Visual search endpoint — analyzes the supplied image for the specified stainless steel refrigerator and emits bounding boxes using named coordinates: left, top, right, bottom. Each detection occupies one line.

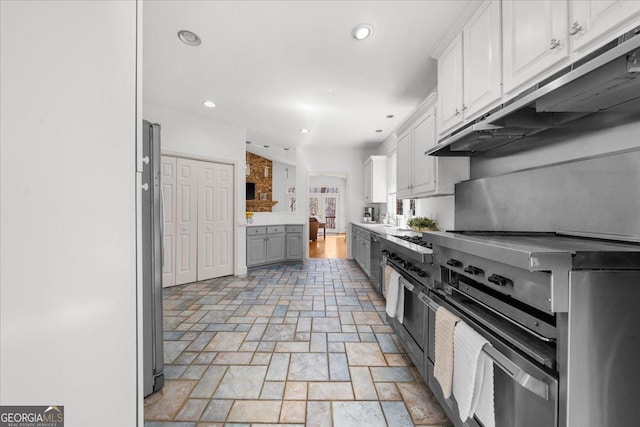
left=142, top=120, right=164, bottom=396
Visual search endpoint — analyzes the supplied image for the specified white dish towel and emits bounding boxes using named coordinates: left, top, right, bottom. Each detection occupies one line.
left=452, top=321, right=495, bottom=427
left=433, top=306, right=461, bottom=398
left=384, top=268, right=404, bottom=323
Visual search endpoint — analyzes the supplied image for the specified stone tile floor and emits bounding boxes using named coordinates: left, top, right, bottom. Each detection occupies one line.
left=144, top=259, right=451, bottom=426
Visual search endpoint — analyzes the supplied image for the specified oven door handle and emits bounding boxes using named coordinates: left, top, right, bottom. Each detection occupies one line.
left=418, top=291, right=440, bottom=312
left=419, top=292, right=550, bottom=401
left=482, top=344, right=550, bottom=401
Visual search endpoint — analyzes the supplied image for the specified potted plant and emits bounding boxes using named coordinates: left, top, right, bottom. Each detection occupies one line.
left=406, top=216, right=438, bottom=232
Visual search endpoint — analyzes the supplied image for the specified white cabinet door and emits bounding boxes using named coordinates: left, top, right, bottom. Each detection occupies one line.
left=363, top=160, right=373, bottom=203
left=387, top=150, right=397, bottom=194
left=437, top=33, right=464, bottom=134
left=571, top=0, right=640, bottom=54
left=161, top=156, right=177, bottom=287
left=411, top=108, right=437, bottom=195
left=463, top=0, right=502, bottom=119
left=197, top=161, right=234, bottom=281
left=502, top=0, right=569, bottom=96
left=175, top=158, right=198, bottom=285
left=396, top=131, right=412, bottom=198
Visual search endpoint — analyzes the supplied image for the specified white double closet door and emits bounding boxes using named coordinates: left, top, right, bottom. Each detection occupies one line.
left=161, top=156, right=234, bottom=287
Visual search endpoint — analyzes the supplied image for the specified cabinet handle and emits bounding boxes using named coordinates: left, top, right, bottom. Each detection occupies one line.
left=569, top=21, right=583, bottom=36
left=549, top=38, right=561, bottom=50
left=461, top=104, right=467, bottom=111
left=454, top=108, right=460, bottom=116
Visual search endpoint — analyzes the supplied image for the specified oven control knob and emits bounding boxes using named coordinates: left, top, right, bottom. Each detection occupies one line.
left=417, top=270, right=428, bottom=278
left=488, top=274, right=512, bottom=287
left=446, top=259, right=462, bottom=268
left=464, top=265, right=483, bottom=275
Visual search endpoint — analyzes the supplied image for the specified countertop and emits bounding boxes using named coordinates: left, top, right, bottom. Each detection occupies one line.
left=352, top=222, right=433, bottom=256
left=239, top=219, right=306, bottom=227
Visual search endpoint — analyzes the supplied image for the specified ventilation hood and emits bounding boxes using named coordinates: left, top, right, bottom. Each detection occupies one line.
left=428, top=26, right=640, bottom=157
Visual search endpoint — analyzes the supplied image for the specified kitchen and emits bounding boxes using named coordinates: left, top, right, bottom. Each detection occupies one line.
left=2, top=1, right=640, bottom=426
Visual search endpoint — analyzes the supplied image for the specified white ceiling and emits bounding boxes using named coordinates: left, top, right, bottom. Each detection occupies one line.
left=143, top=0, right=473, bottom=153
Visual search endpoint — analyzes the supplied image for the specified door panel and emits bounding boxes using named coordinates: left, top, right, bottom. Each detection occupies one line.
left=161, top=156, right=177, bottom=287
left=176, top=158, right=198, bottom=285
left=412, top=109, right=436, bottom=195
left=197, top=161, right=234, bottom=280
left=502, top=0, right=569, bottom=95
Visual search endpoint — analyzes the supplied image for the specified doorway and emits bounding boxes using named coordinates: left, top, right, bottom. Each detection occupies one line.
left=307, top=173, right=348, bottom=259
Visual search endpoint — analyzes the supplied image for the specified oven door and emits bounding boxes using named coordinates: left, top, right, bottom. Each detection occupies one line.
left=421, top=291, right=558, bottom=427
left=386, top=265, right=426, bottom=376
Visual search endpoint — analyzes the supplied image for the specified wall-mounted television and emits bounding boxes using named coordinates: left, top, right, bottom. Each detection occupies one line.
left=246, top=182, right=255, bottom=200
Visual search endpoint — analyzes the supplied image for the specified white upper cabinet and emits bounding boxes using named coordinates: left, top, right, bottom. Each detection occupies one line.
left=411, top=109, right=437, bottom=195
left=398, top=100, right=469, bottom=199
left=570, top=0, right=640, bottom=55
left=502, top=0, right=570, bottom=96
left=387, top=150, right=397, bottom=194
left=396, top=131, right=412, bottom=196
left=463, top=0, right=502, bottom=119
left=438, top=1, right=502, bottom=135
left=437, top=33, right=464, bottom=134
left=363, top=155, right=387, bottom=203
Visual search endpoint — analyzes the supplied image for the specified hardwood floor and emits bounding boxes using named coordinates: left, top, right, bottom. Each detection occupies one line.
left=309, top=233, right=347, bottom=259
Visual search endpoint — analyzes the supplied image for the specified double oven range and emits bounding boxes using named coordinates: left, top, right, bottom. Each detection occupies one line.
left=380, top=230, right=640, bottom=427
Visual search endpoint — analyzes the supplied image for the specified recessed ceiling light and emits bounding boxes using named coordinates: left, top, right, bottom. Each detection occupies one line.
left=352, top=24, right=373, bottom=41
left=386, top=114, right=394, bottom=119
left=178, top=30, right=201, bottom=46
left=375, top=129, right=383, bottom=133
left=300, top=128, right=310, bottom=134
left=203, top=100, right=216, bottom=108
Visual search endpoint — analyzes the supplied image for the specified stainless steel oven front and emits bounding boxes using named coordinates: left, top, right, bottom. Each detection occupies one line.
left=385, top=260, right=427, bottom=375
left=420, top=290, right=559, bottom=427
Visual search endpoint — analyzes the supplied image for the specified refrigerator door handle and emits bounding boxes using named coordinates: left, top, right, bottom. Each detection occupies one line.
left=160, top=185, right=164, bottom=270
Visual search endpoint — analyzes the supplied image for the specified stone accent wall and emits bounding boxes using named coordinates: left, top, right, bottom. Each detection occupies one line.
left=246, top=151, right=276, bottom=212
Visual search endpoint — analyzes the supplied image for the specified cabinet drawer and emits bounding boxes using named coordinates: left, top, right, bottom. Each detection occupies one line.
left=267, top=225, right=284, bottom=234
left=286, top=225, right=303, bottom=233
left=247, top=226, right=266, bottom=236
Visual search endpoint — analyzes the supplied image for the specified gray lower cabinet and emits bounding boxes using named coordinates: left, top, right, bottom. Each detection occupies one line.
left=286, top=225, right=303, bottom=260
left=247, top=224, right=303, bottom=267
left=352, top=224, right=371, bottom=277
left=266, top=233, right=285, bottom=262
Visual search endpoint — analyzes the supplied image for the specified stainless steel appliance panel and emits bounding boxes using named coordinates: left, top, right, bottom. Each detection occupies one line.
left=370, top=233, right=382, bottom=293
left=434, top=246, right=553, bottom=314
left=455, top=150, right=640, bottom=237
left=566, top=270, right=640, bottom=427
left=400, top=277, right=425, bottom=351
left=142, top=120, right=164, bottom=396
left=425, top=292, right=558, bottom=427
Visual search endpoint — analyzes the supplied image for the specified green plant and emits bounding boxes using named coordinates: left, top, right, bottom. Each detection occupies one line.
left=407, top=216, right=437, bottom=230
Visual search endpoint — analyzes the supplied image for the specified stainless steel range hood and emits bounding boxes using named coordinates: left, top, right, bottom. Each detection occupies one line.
left=428, top=26, right=640, bottom=157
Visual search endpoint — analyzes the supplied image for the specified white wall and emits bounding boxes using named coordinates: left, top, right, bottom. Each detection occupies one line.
left=414, top=196, right=456, bottom=231
left=143, top=103, right=249, bottom=274
left=299, top=146, right=375, bottom=225
left=271, top=161, right=296, bottom=213
left=1, top=1, right=138, bottom=425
